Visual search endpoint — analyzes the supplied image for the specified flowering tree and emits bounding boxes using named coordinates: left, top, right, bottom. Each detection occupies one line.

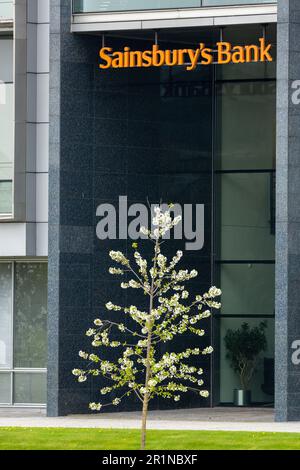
left=73, top=206, right=221, bottom=450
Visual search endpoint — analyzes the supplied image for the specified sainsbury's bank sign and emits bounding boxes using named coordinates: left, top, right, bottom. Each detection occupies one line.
left=99, top=38, right=273, bottom=71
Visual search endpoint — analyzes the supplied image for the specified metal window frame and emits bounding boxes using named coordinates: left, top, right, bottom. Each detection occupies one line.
left=0, top=260, right=47, bottom=407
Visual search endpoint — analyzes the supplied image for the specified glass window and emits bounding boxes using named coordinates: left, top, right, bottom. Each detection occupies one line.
left=0, top=264, right=12, bottom=369
left=203, top=0, right=275, bottom=5
left=0, top=262, right=47, bottom=406
left=0, top=373, right=11, bottom=404
left=14, top=373, right=47, bottom=405
left=216, top=80, right=276, bottom=170
left=14, top=263, right=48, bottom=369
left=73, top=0, right=276, bottom=13
left=0, top=1, right=13, bottom=20
left=220, top=318, right=274, bottom=403
left=73, top=0, right=200, bottom=13
left=0, top=39, right=13, bottom=83
left=220, top=264, right=275, bottom=315
left=215, top=43, right=276, bottom=404
left=0, top=84, right=14, bottom=164
left=0, top=181, right=12, bottom=214
left=216, top=173, right=275, bottom=260
left=0, top=38, right=13, bottom=217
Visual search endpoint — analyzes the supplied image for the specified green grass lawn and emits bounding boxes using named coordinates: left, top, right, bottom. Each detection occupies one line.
left=0, top=427, right=300, bottom=450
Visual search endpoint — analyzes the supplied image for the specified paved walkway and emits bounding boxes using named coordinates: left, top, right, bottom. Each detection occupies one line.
left=2, top=407, right=300, bottom=432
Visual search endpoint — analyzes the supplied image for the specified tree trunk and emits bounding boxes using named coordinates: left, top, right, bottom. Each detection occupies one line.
left=141, top=385, right=149, bottom=450
left=141, top=326, right=152, bottom=450
left=140, top=238, right=158, bottom=450
left=140, top=320, right=153, bottom=449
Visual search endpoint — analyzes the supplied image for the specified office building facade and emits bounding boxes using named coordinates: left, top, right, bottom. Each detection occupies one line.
left=0, top=0, right=299, bottom=421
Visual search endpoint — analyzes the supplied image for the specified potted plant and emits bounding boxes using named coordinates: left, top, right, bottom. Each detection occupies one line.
left=224, top=322, right=267, bottom=406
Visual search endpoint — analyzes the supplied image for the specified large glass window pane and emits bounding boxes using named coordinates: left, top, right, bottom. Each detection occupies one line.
left=0, top=38, right=13, bottom=217
left=216, top=81, right=276, bottom=170
left=220, top=318, right=274, bottom=403
left=0, top=1, right=13, bottom=20
left=73, top=0, right=276, bottom=13
left=0, top=373, right=11, bottom=404
left=0, top=39, right=13, bottom=83
left=204, top=0, right=275, bottom=5
left=0, top=263, right=12, bottom=369
left=14, top=263, right=48, bottom=368
left=73, top=0, right=200, bottom=13
left=220, top=264, right=275, bottom=315
left=14, top=373, right=47, bottom=404
left=0, top=181, right=12, bottom=214
left=0, top=84, right=13, bottom=166
left=217, top=173, right=275, bottom=260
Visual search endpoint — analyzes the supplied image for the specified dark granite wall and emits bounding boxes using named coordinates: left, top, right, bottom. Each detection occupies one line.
left=275, top=0, right=300, bottom=421
left=48, top=1, right=213, bottom=416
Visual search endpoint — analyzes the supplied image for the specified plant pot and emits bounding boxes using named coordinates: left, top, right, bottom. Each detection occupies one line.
left=233, top=389, right=251, bottom=407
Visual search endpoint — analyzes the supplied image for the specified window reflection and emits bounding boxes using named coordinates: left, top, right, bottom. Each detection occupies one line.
left=0, top=38, right=13, bottom=216
left=0, top=373, right=11, bottom=404
left=14, top=263, right=48, bottom=369
left=220, top=318, right=274, bottom=403
left=0, top=1, right=13, bottom=19
left=73, top=0, right=276, bottom=13
left=0, top=264, right=12, bottom=369
left=14, top=373, right=47, bottom=404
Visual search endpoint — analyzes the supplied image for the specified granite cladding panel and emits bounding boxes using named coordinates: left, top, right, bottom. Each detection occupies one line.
left=276, top=0, right=300, bottom=421
left=48, top=3, right=213, bottom=415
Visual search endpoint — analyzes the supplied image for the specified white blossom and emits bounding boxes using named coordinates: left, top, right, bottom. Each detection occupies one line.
left=86, top=329, right=96, bottom=337
left=207, top=286, right=222, bottom=298
left=109, top=251, right=129, bottom=266
left=105, top=301, right=122, bottom=311
left=109, top=267, right=124, bottom=275
left=89, top=402, right=102, bottom=411
left=129, top=279, right=140, bottom=289
left=74, top=207, right=221, bottom=426
left=89, top=354, right=99, bottom=362
left=79, top=351, right=88, bottom=359
left=202, top=346, right=214, bottom=355
left=148, top=379, right=157, bottom=387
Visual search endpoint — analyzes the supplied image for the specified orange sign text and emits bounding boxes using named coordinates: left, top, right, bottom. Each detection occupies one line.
left=99, top=38, right=273, bottom=71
